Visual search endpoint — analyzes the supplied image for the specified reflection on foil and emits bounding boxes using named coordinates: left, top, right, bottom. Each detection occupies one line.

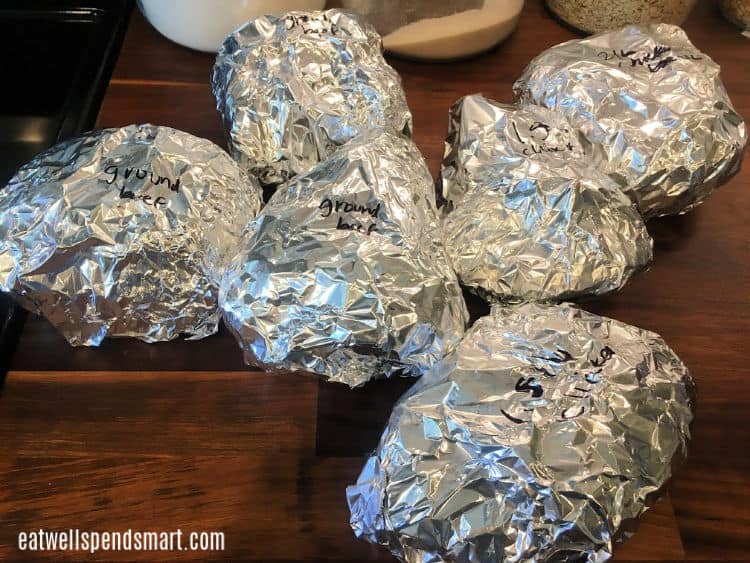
left=220, top=129, right=468, bottom=387
left=441, top=94, right=652, bottom=303
left=0, top=124, right=263, bottom=346
left=349, top=302, right=694, bottom=562
left=212, top=9, right=412, bottom=191
left=514, top=24, right=747, bottom=218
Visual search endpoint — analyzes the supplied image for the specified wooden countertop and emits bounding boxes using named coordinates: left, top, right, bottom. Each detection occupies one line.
left=1, top=1, right=748, bottom=560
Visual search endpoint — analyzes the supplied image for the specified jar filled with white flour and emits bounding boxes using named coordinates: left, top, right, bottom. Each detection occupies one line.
left=328, top=0, right=525, bottom=60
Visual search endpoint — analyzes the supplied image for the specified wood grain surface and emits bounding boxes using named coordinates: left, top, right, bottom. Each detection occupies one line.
left=1, top=1, right=749, bottom=560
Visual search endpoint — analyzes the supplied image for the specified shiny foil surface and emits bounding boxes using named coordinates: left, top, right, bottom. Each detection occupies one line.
left=212, top=9, right=413, bottom=191
left=0, top=124, right=263, bottom=346
left=514, top=24, right=747, bottom=218
left=220, top=129, right=468, bottom=387
left=440, top=95, right=652, bottom=303
left=348, top=302, right=694, bottom=562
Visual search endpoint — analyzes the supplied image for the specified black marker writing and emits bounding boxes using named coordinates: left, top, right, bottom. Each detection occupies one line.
left=501, top=345, right=618, bottom=425
left=319, top=197, right=381, bottom=236
left=319, top=198, right=380, bottom=219
left=590, top=346, right=615, bottom=368
left=531, top=348, right=574, bottom=378
left=337, top=217, right=378, bottom=235
left=115, top=186, right=168, bottom=209
left=501, top=409, right=525, bottom=424
left=515, top=376, right=544, bottom=398
left=512, top=120, right=575, bottom=156
left=550, top=349, right=574, bottom=363
left=285, top=13, right=340, bottom=35
left=104, top=164, right=181, bottom=193
left=104, top=164, right=178, bottom=210
left=596, top=45, right=701, bottom=73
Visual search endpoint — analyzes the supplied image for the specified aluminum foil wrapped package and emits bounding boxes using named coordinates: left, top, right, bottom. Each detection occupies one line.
left=220, top=129, right=468, bottom=387
left=212, top=9, right=413, bottom=191
left=440, top=94, right=652, bottom=303
left=514, top=24, right=747, bottom=218
left=0, top=124, right=263, bottom=346
left=348, top=302, right=694, bottom=562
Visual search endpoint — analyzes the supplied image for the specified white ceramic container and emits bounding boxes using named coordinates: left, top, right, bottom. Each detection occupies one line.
left=139, top=0, right=327, bottom=52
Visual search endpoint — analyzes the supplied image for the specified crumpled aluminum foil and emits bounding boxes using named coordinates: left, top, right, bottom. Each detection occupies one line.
left=211, top=9, right=413, bottom=191
left=440, top=94, right=653, bottom=303
left=220, top=129, right=468, bottom=387
left=348, top=302, right=694, bottom=562
left=0, top=124, right=263, bottom=346
left=514, top=24, right=747, bottom=218
left=330, top=0, right=483, bottom=35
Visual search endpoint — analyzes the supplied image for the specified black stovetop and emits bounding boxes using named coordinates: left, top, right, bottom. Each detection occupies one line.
left=0, top=0, right=134, bottom=376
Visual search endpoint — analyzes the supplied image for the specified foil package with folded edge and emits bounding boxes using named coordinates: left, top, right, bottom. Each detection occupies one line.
left=220, top=129, right=468, bottom=387
left=348, top=302, right=694, bottom=562
left=440, top=94, right=653, bottom=303
left=212, top=9, right=413, bottom=191
left=514, top=23, right=747, bottom=218
left=0, top=124, right=263, bottom=346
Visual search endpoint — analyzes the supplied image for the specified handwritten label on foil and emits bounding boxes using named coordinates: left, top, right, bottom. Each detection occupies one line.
left=104, top=164, right=181, bottom=210
left=285, top=13, right=341, bottom=36
left=501, top=345, right=616, bottom=425
left=511, top=120, right=575, bottom=156
left=596, top=45, right=702, bottom=73
left=319, top=197, right=382, bottom=236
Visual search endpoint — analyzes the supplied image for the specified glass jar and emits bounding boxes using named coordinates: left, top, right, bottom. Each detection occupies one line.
left=545, top=0, right=697, bottom=34
left=720, top=0, right=750, bottom=30
left=328, top=0, right=525, bottom=61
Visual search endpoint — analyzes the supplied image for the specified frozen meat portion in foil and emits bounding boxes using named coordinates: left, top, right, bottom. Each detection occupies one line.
left=220, top=129, right=468, bottom=387
left=514, top=24, right=747, bottom=218
left=212, top=9, right=412, bottom=191
left=330, top=0, right=483, bottom=35
left=440, top=94, right=652, bottom=303
left=0, top=124, right=263, bottom=346
left=348, top=302, right=694, bottom=562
